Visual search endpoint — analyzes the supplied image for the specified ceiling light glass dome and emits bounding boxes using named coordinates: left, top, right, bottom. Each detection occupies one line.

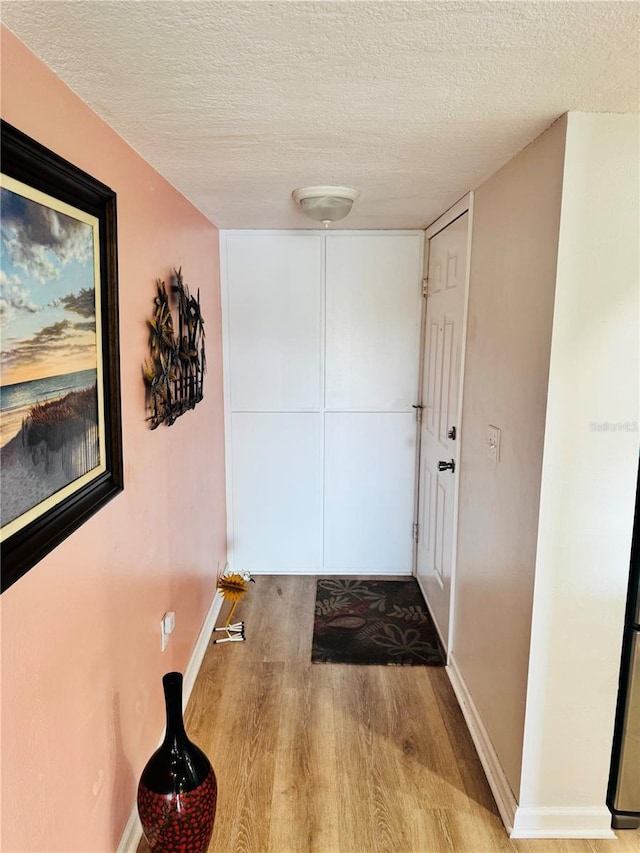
left=292, top=186, right=360, bottom=228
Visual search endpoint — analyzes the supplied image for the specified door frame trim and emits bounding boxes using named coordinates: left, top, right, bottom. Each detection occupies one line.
left=414, top=192, right=474, bottom=660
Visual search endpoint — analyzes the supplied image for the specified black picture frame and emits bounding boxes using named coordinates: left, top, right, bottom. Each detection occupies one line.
left=1, top=121, right=123, bottom=593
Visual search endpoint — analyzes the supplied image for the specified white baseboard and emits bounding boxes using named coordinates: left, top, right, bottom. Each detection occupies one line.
left=446, top=653, right=518, bottom=834
left=447, top=654, right=617, bottom=840
left=116, top=590, right=224, bottom=853
left=510, top=807, right=615, bottom=839
left=116, top=802, right=143, bottom=853
left=183, top=591, right=224, bottom=702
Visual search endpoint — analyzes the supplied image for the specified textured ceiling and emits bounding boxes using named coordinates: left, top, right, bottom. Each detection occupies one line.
left=2, top=1, right=639, bottom=229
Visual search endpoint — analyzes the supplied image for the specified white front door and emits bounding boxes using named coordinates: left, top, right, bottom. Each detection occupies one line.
left=415, top=212, right=469, bottom=651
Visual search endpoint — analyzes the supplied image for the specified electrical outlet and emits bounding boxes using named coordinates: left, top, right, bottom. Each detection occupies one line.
left=161, top=611, right=176, bottom=651
left=487, top=425, right=501, bottom=462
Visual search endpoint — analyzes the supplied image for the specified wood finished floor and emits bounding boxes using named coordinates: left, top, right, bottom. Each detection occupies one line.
left=138, top=576, right=640, bottom=853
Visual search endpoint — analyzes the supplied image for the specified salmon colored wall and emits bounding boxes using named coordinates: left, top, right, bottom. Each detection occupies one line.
left=0, top=28, right=226, bottom=852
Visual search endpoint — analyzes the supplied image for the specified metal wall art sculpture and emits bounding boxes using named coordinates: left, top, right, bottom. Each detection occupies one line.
left=143, top=268, right=206, bottom=429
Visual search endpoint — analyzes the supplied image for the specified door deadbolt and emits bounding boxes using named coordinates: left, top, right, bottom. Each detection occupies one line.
left=438, top=459, right=455, bottom=473
left=447, top=426, right=457, bottom=440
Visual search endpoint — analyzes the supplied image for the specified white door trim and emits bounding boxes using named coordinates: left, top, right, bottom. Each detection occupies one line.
left=425, top=193, right=473, bottom=240
left=415, top=193, right=474, bottom=660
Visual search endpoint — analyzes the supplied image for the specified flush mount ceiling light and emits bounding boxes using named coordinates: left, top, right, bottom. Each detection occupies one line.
left=292, top=186, right=360, bottom=228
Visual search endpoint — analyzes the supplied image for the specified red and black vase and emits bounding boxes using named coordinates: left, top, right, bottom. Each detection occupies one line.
left=137, top=672, right=217, bottom=853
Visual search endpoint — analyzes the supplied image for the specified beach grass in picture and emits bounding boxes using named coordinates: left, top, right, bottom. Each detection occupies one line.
left=1, top=121, right=122, bottom=592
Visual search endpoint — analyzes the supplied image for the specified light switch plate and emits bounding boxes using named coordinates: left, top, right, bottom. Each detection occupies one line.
left=488, top=425, right=500, bottom=462
left=161, top=611, right=176, bottom=651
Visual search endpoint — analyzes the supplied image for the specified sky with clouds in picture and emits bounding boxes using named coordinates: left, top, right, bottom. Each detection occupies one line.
left=0, top=185, right=98, bottom=387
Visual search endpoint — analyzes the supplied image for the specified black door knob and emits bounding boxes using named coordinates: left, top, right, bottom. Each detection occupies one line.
left=438, top=459, right=455, bottom=473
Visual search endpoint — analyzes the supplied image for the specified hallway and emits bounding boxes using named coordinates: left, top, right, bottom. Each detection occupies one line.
left=139, top=576, right=640, bottom=853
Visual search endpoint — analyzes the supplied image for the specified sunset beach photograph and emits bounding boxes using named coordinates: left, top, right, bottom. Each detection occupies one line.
left=0, top=175, right=104, bottom=536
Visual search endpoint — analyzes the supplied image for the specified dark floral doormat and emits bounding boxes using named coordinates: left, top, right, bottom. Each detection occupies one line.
left=311, top=578, right=445, bottom=666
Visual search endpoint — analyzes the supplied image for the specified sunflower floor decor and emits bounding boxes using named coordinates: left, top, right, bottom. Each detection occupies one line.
left=212, top=570, right=255, bottom=645
left=311, top=578, right=445, bottom=666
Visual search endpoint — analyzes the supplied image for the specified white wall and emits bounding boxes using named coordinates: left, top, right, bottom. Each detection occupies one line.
left=514, top=113, right=639, bottom=838
left=452, top=117, right=567, bottom=800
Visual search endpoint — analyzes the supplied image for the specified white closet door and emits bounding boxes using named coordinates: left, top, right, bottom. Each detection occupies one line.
left=223, top=231, right=422, bottom=575
left=324, top=412, right=417, bottom=572
left=225, top=234, right=322, bottom=411
left=325, top=235, right=422, bottom=411
left=323, top=235, right=422, bottom=573
left=231, top=413, right=322, bottom=571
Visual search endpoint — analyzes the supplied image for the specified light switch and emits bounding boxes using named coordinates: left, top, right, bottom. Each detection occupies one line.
left=488, top=425, right=500, bottom=462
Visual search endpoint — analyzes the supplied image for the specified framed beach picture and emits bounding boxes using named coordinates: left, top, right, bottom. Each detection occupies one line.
left=0, top=121, right=123, bottom=592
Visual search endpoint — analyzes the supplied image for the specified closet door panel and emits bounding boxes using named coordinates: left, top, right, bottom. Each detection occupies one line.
left=324, top=412, right=416, bottom=572
left=325, top=235, right=422, bottom=411
left=231, top=412, right=322, bottom=571
left=226, top=235, right=322, bottom=411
